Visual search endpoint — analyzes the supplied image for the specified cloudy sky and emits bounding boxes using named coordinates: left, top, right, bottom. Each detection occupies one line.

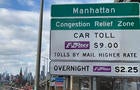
left=0, top=0, right=113, bottom=75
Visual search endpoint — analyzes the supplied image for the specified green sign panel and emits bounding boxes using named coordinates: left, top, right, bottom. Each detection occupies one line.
left=51, top=3, right=139, bottom=17
left=51, top=17, right=140, bottom=30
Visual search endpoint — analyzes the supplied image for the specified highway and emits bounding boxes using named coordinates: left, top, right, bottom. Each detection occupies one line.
left=0, top=85, right=18, bottom=90
left=0, top=86, right=10, bottom=90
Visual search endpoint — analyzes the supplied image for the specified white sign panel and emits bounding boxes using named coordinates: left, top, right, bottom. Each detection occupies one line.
left=50, top=61, right=140, bottom=76
left=50, top=30, right=140, bottom=61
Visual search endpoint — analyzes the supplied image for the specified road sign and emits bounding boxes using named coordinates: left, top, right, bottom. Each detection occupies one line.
left=55, top=77, right=64, bottom=82
left=50, top=30, right=140, bottom=61
left=50, top=61, right=140, bottom=76
left=51, top=17, right=139, bottom=30
left=50, top=3, right=140, bottom=62
left=51, top=3, right=139, bottom=17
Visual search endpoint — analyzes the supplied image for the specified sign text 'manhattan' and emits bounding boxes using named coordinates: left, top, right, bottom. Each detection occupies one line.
left=73, top=7, right=116, bottom=15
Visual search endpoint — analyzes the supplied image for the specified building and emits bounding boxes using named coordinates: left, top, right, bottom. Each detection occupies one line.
left=40, top=65, right=45, bottom=80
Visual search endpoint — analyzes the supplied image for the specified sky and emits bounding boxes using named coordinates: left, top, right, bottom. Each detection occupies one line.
left=0, top=0, right=113, bottom=75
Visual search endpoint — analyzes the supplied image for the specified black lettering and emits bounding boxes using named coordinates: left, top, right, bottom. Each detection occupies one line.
left=54, top=65, right=58, bottom=71
left=74, top=33, right=78, bottom=38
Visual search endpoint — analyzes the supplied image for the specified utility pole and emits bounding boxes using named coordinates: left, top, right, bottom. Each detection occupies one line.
left=34, top=0, right=44, bottom=90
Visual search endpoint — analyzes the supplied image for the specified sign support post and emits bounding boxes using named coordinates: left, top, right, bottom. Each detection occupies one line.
left=70, top=76, right=73, bottom=90
left=92, top=77, right=96, bottom=90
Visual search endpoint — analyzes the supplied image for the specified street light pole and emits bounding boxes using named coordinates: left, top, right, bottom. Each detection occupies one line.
left=34, top=0, right=44, bottom=90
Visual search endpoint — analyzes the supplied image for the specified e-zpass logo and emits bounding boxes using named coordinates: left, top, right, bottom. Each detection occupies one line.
left=65, top=41, right=90, bottom=49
